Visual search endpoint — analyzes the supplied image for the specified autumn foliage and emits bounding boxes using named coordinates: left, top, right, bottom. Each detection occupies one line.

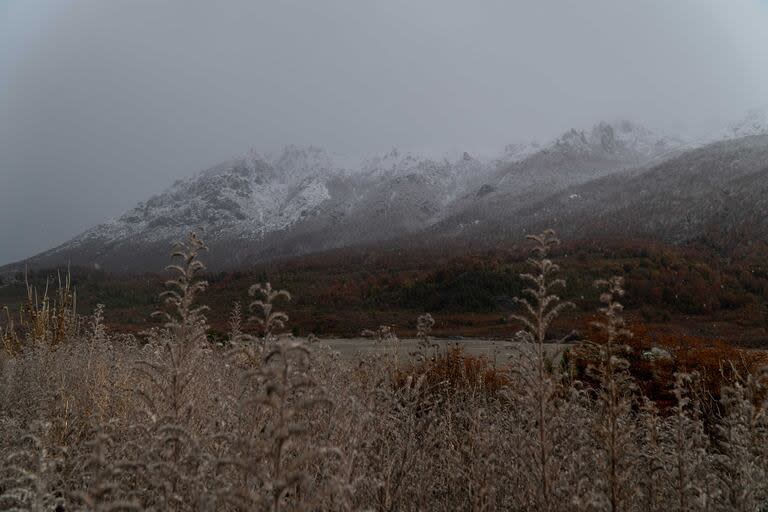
left=394, top=345, right=509, bottom=398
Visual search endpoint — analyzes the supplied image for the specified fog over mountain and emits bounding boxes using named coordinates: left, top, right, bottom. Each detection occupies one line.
left=2, top=0, right=768, bottom=264
left=4, top=113, right=767, bottom=274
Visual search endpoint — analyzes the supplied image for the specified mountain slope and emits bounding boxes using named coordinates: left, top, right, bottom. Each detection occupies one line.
left=429, top=121, right=685, bottom=236
left=3, top=120, right=685, bottom=273
left=478, top=135, right=768, bottom=247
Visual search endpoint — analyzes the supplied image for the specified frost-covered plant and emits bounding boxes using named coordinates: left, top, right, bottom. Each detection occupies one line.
left=72, top=433, right=141, bottom=511
left=0, top=431, right=64, bottom=511
left=368, top=373, right=437, bottom=512
left=579, top=277, right=638, bottom=512
left=154, top=232, right=209, bottom=346
left=226, top=334, right=333, bottom=509
left=228, top=283, right=292, bottom=368
left=90, top=303, right=108, bottom=345
left=510, top=229, right=575, bottom=352
left=367, top=324, right=401, bottom=374
left=636, top=397, right=664, bottom=512
left=248, top=282, right=291, bottom=342
left=713, top=366, right=768, bottom=511
left=662, top=372, right=715, bottom=512
left=507, top=229, right=575, bottom=510
left=129, top=232, right=214, bottom=510
left=227, top=301, right=243, bottom=346
left=85, top=304, right=108, bottom=373
left=135, top=232, right=209, bottom=423
left=413, top=313, right=437, bottom=363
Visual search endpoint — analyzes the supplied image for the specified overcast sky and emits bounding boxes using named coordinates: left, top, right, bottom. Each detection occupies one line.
left=1, top=0, right=767, bottom=265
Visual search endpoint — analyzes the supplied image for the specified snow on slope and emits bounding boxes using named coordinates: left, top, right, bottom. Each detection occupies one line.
left=728, top=107, right=768, bottom=139
left=16, top=119, right=691, bottom=271
left=62, top=146, right=339, bottom=253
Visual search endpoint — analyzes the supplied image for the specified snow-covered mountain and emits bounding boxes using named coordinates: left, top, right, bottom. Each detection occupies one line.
left=492, top=134, right=768, bottom=248
left=4, top=120, right=689, bottom=272
left=727, top=107, right=768, bottom=139
left=430, top=120, right=686, bottom=236
left=426, top=108, right=768, bottom=248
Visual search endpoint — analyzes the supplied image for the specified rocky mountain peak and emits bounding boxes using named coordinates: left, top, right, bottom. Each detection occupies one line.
left=548, top=120, right=681, bottom=161
left=268, top=145, right=337, bottom=182
left=592, top=121, right=618, bottom=153
left=498, top=142, right=542, bottom=164
left=4, top=117, right=700, bottom=273
left=729, top=107, right=768, bottom=139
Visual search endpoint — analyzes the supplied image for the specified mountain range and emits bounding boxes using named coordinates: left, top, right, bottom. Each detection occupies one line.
left=5, top=109, right=768, bottom=273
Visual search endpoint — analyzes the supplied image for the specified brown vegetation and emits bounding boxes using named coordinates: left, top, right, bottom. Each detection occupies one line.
left=3, top=231, right=768, bottom=510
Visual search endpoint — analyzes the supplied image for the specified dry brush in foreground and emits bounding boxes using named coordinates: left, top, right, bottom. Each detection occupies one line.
left=2, top=230, right=768, bottom=511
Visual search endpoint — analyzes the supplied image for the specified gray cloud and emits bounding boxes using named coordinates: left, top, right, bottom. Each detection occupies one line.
left=1, top=0, right=767, bottom=264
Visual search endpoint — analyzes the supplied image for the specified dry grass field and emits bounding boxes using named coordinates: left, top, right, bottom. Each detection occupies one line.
left=319, top=336, right=570, bottom=363
left=3, top=230, right=768, bottom=511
